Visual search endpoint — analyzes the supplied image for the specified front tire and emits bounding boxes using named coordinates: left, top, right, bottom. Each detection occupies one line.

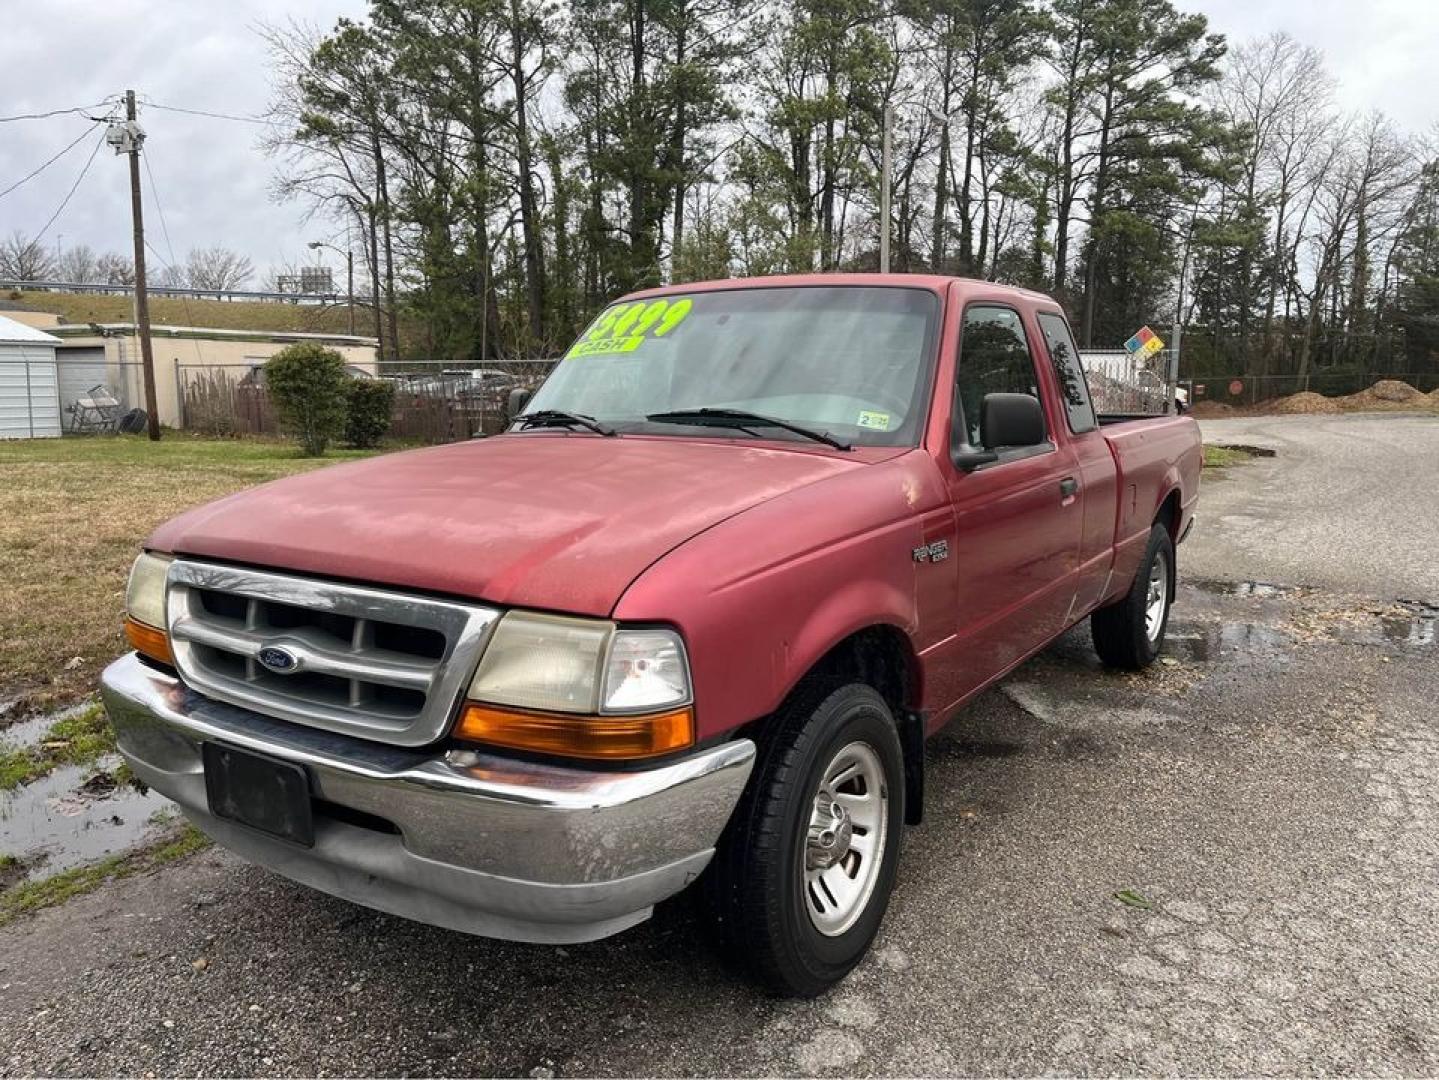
left=1091, top=522, right=1174, bottom=669
left=705, top=683, right=905, bottom=997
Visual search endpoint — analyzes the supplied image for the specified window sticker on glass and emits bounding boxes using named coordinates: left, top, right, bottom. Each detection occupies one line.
left=567, top=297, right=694, bottom=359
left=857, top=410, right=892, bottom=431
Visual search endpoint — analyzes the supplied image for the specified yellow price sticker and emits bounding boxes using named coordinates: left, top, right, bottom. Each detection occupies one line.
left=567, top=335, right=646, bottom=359
left=566, top=296, right=695, bottom=359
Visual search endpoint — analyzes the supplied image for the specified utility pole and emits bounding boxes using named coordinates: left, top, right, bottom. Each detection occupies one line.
left=114, top=90, right=160, bottom=440
left=1171, top=205, right=1201, bottom=403
left=880, top=105, right=892, bottom=274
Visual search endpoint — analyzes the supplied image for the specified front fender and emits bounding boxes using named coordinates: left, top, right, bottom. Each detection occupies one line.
left=614, top=454, right=943, bottom=742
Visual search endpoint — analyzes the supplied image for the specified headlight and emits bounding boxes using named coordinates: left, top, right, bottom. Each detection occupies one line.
left=459, top=612, right=694, bottom=759
left=124, top=552, right=174, bottom=663
left=467, top=613, right=692, bottom=714
left=125, top=552, right=171, bottom=627
left=467, top=612, right=612, bottom=714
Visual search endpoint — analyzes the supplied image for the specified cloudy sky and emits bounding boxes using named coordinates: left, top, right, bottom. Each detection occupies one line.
left=1, top=0, right=1434, bottom=287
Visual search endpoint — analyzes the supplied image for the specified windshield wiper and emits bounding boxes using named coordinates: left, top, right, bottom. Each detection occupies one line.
left=512, top=409, right=616, bottom=437
left=645, top=408, right=851, bottom=451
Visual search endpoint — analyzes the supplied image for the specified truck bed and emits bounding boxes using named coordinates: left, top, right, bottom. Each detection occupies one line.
left=1100, top=412, right=1204, bottom=590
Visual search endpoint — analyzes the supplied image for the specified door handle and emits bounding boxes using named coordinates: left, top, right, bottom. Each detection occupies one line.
left=1059, top=477, right=1079, bottom=499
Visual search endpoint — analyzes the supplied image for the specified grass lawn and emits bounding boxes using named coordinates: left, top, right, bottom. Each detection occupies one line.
left=0, top=434, right=385, bottom=719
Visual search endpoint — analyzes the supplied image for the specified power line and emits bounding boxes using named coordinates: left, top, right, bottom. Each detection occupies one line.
left=143, top=101, right=273, bottom=126
left=0, top=101, right=112, bottom=123
left=0, top=121, right=102, bottom=201
left=141, top=154, right=181, bottom=269
left=141, top=151, right=207, bottom=365
left=32, top=129, right=107, bottom=249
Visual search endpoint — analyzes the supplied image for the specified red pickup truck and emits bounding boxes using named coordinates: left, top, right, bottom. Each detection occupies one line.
left=102, top=274, right=1200, bottom=996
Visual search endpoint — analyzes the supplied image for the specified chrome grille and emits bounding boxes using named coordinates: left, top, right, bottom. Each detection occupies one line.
left=165, top=560, right=499, bottom=746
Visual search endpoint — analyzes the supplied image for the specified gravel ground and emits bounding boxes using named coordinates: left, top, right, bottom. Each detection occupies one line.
left=1190, top=411, right=1439, bottom=598
left=2, top=418, right=1437, bottom=1077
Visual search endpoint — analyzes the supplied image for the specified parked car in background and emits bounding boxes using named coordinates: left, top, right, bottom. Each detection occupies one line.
left=102, top=274, right=1201, bottom=996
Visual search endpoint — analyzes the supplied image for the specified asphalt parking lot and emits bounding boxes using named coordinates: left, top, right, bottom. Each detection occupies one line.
left=1, top=412, right=1436, bottom=1077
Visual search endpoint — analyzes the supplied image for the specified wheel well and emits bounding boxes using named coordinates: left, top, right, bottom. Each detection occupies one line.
left=753, top=625, right=925, bottom=826
left=806, top=625, right=918, bottom=720
left=1157, top=489, right=1181, bottom=538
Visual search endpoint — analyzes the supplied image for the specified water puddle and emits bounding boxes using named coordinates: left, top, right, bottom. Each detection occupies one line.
left=1333, top=604, right=1438, bottom=650
left=1381, top=615, right=1436, bottom=647
left=1166, top=620, right=1296, bottom=662
left=1192, top=579, right=1293, bottom=599
left=0, top=701, right=170, bottom=883
left=0, top=700, right=93, bottom=747
left=0, top=758, right=170, bottom=880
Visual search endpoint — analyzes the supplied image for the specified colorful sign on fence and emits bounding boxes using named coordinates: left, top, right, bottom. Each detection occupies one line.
left=1124, top=325, right=1165, bottom=358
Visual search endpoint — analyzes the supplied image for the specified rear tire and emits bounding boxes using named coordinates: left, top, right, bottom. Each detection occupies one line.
left=1092, top=523, right=1174, bottom=670
left=705, top=682, right=904, bottom=997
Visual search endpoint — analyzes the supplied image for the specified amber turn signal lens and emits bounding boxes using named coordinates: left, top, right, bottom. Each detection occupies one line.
left=455, top=702, right=695, bottom=760
left=124, top=616, right=173, bottom=665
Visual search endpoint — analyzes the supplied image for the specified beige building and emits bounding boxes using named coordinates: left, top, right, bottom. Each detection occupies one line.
left=47, top=323, right=379, bottom=429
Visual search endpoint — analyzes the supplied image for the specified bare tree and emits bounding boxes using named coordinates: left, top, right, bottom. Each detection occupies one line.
left=56, top=243, right=101, bottom=284
left=1217, top=33, right=1335, bottom=370
left=0, top=231, right=56, bottom=281
left=154, top=262, right=190, bottom=288
left=95, top=252, right=136, bottom=286
left=1295, top=114, right=1416, bottom=388
left=184, top=247, right=255, bottom=290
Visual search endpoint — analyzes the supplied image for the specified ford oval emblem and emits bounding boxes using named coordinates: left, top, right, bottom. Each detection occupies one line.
left=256, top=645, right=299, bottom=674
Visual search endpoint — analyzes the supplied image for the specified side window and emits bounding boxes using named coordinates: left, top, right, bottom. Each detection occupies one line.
left=955, top=305, right=1044, bottom=449
left=1037, top=312, right=1097, bottom=434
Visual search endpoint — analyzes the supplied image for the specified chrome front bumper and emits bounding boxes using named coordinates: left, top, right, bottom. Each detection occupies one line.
left=100, top=653, right=755, bottom=944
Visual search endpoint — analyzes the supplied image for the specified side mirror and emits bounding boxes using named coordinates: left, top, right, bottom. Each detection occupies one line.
left=980, top=392, right=1045, bottom=450
left=507, top=387, right=532, bottom=418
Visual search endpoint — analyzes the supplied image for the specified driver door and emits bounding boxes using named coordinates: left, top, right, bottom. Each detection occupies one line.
left=941, top=303, right=1085, bottom=702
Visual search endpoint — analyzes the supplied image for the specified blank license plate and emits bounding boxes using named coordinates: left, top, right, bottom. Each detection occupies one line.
left=202, top=742, right=314, bottom=847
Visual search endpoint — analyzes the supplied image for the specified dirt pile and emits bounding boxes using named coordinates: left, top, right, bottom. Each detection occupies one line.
left=1190, top=400, right=1236, bottom=417
left=1369, top=379, right=1423, bottom=402
left=1334, top=380, right=1428, bottom=411
left=1271, top=391, right=1340, bottom=415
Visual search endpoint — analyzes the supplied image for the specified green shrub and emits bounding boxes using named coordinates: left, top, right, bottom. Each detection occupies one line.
left=345, top=378, right=394, bottom=448
left=265, top=343, right=348, bottom=456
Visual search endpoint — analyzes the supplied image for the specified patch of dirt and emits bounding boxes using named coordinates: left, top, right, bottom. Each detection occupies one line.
left=0, top=855, right=29, bottom=892
left=1209, top=443, right=1276, bottom=458
left=1190, top=401, right=1236, bottom=418
left=1270, top=391, right=1340, bottom=415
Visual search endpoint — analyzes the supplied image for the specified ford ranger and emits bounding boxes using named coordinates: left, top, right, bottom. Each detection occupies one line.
left=101, top=274, right=1200, bottom=996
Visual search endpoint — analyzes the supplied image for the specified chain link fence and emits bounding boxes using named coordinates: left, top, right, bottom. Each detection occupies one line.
left=1181, top=371, right=1439, bottom=409
left=1079, top=349, right=1175, bottom=414
left=177, top=360, right=558, bottom=444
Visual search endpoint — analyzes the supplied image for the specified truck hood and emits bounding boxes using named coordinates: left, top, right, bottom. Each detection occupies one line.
left=148, top=434, right=879, bottom=615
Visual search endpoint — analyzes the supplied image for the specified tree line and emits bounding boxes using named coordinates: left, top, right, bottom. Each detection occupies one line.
left=0, top=232, right=256, bottom=292
left=9, top=0, right=1434, bottom=392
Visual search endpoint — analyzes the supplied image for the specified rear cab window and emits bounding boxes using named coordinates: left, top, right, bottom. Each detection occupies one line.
left=1036, top=312, right=1097, bottom=434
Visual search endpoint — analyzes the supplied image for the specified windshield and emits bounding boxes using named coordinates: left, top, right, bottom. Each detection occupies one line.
left=525, top=285, right=940, bottom=447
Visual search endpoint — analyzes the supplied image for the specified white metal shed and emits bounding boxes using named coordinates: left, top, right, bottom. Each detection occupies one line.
left=0, top=315, right=62, bottom=439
